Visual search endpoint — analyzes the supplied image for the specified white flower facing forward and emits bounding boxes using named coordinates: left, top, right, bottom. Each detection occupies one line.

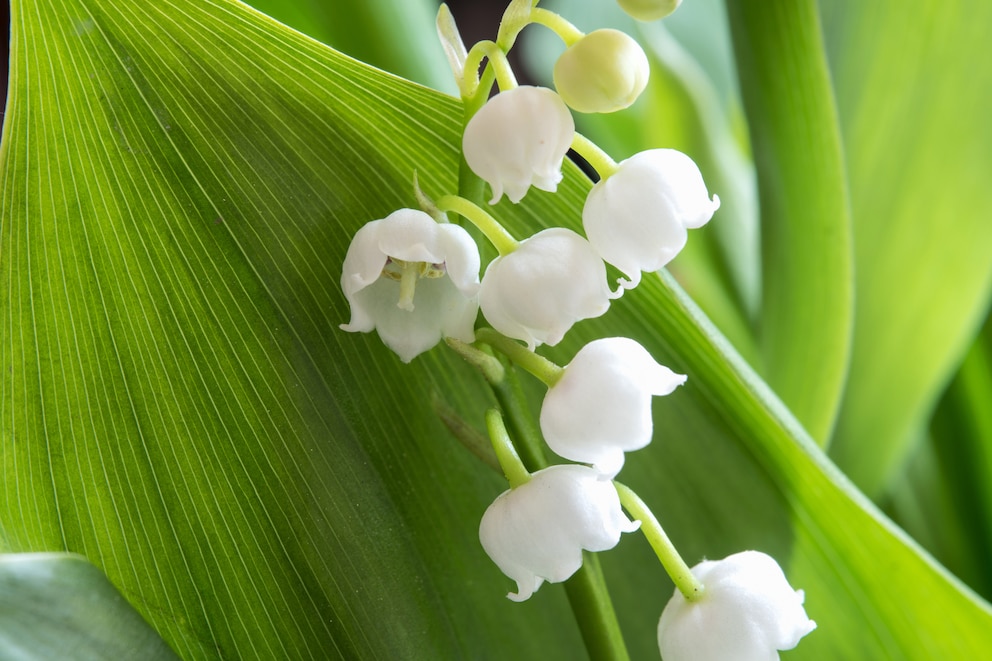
left=554, top=29, right=650, bottom=114
left=480, top=464, right=639, bottom=602
left=340, top=209, right=480, bottom=363
left=479, top=228, right=615, bottom=349
left=657, top=550, right=817, bottom=661
left=540, top=337, right=685, bottom=476
left=463, top=85, right=575, bottom=204
left=583, top=148, right=720, bottom=289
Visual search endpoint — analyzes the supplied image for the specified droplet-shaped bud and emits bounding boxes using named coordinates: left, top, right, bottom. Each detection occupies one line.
left=540, top=337, right=685, bottom=476
left=463, top=86, right=575, bottom=204
left=617, top=0, right=682, bottom=22
left=480, top=464, right=639, bottom=602
left=479, top=228, right=615, bottom=350
left=553, top=29, right=650, bottom=114
left=340, top=209, right=481, bottom=362
left=583, top=148, right=719, bottom=289
left=658, top=551, right=817, bottom=661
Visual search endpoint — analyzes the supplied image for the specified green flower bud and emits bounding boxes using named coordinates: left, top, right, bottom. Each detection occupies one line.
left=617, top=0, right=682, bottom=22
left=553, top=29, right=650, bottom=114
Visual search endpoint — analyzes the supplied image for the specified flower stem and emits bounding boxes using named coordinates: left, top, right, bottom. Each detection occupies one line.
left=435, top=194, right=519, bottom=256
left=462, top=40, right=518, bottom=101
left=485, top=409, right=531, bottom=488
left=528, top=8, right=585, bottom=46
left=571, top=132, right=619, bottom=181
left=564, top=552, right=631, bottom=661
left=486, top=354, right=548, bottom=473
left=614, top=482, right=705, bottom=602
left=476, top=328, right=564, bottom=387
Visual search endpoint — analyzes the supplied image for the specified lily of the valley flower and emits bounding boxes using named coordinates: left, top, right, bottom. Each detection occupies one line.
left=554, top=29, right=650, bottom=114
left=340, top=209, right=480, bottom=363
left=462, top=85, right=575, bottom=204
left=617, top=0, right=682, bottom=22
left=583, top=148, right=720, bottom=289
left=540, top=337, right=685, bottom=476
left=479, top=464, right=639, bottom=602
left=657, top=550, right=817, bottom=661
left=479, top=228, right=615, bottom=349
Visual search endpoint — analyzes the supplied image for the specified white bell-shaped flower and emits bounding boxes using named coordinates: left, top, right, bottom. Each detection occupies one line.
left=540, top=337, right=685, bottom=476
left=658, top=550, right=817, bottom=661
left=463, top=85, right=575, bottom=204
left=583, top=148, right=720, bottom=289
left=554, top=29, right=650, bottom=114
left=479, top=464, right=639, bottom=602
left=479, top=228, right=615, bottom=349
left=617, top=0, right=682, bottom=22
left=340, top=209, right=480, bottom=362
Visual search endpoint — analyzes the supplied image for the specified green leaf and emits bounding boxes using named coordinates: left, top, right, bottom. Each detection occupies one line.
left=0, top=553, right=178, bottom=660
left=889, top=312, right=992, bottom=601
left=3, top=0, right=991, bottom=659
left=823, top=1, right=992, bottom=496
left=241, top=0, right=454, bottom=93
left=726, top=0, right=853, bottom=444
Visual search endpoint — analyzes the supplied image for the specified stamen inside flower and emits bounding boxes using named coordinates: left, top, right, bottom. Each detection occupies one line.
left=381, top=258, right=447, bottom=311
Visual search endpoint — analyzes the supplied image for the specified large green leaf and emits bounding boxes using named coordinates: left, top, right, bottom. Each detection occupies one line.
left=726, top=0, right=853, bottom=445
left=3, top=0, right=991, bottom=659
left=0, top=553, right=178, bottom=660
left=242, top=0, right=453, bottom=93
left=823, top=0, right=992, bottom=496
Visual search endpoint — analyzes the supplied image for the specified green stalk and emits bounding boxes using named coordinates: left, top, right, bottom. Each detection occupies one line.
left=476, top=328, right=564, bottom=387
left=725, top=0, right=852, bottom=445
left=614, top=483, right=704, bottom=602
left=487, top=358, right=629, bottom=660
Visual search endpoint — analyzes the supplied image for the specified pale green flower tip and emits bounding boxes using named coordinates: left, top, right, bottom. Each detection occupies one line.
left=617, top=0, right=683, bottom=22
left=553, top=29, right=650, bottom=114
left=658, top=550, right=817, bottom=661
